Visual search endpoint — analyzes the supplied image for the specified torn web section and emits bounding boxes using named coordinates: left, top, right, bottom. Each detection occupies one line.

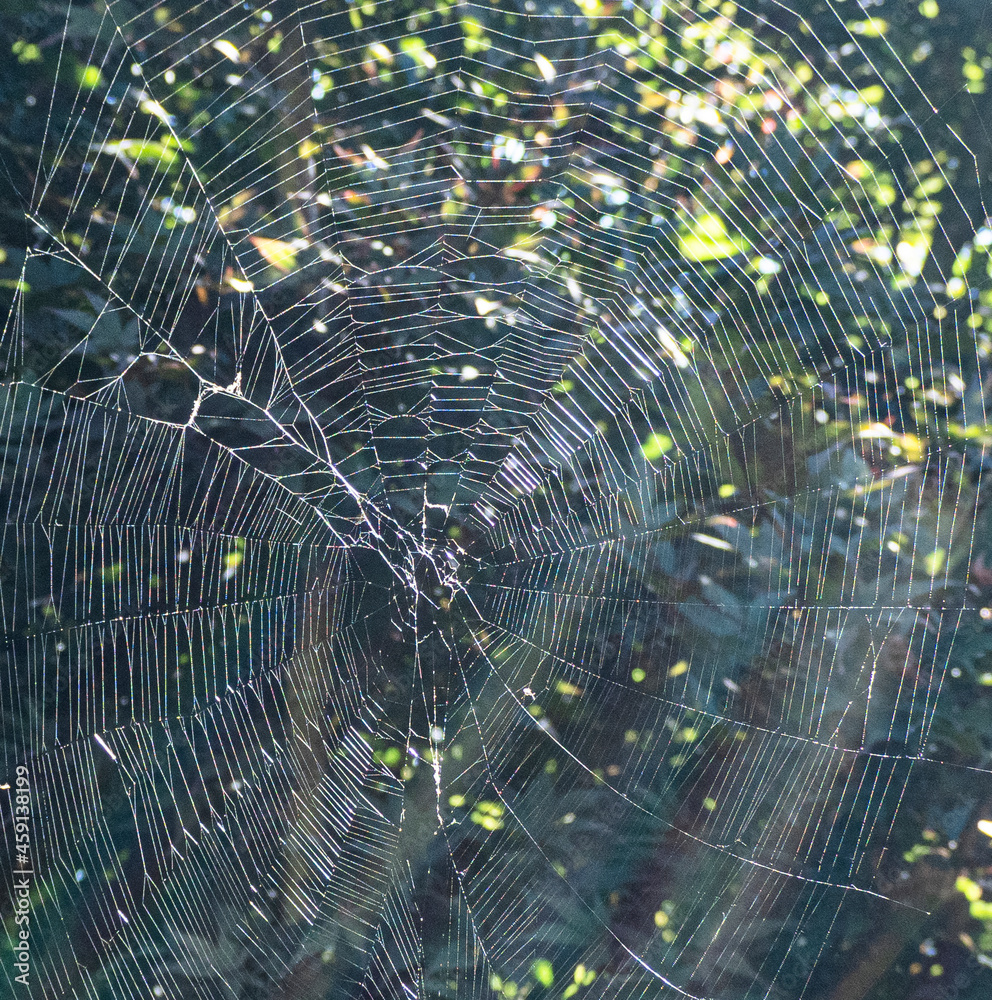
left=105, top=0, right=372, bottom=503
left=25, top=1, right=362, bottom=535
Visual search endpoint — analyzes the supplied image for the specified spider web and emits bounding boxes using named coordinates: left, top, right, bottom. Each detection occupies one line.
left=2, top=0, right=992, bottom=998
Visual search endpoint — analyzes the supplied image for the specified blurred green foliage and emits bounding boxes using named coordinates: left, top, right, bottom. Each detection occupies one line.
left=4, top=1, right=992, bottom=999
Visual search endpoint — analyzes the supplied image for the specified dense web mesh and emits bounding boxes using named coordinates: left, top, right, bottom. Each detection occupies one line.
left=3, top=0, right=992, bottom=998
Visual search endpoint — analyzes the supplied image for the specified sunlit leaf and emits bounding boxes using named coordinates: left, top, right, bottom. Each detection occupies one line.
left=213, top=39, right=241, bottom=63
left=249, top=237, right=299, bottom=272
left=641, top=431, right=673, bottom=461
left=475, top=297, right=500, bottom=316
left=532, top=960, right=554, bottom=987
left=534, top=53, right=556, bottom=82
left=678, top=212, right=751, bottom=262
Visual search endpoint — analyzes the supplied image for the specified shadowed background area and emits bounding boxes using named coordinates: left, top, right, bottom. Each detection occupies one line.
left=3, top=1, right=992, bottom=998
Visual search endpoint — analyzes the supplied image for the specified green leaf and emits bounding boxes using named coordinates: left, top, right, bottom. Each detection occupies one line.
left=641, top=431, right=673, bottom=461
left=531, top=959, right=554, bottom=987
left=678, top=213, right=750, bottom=262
